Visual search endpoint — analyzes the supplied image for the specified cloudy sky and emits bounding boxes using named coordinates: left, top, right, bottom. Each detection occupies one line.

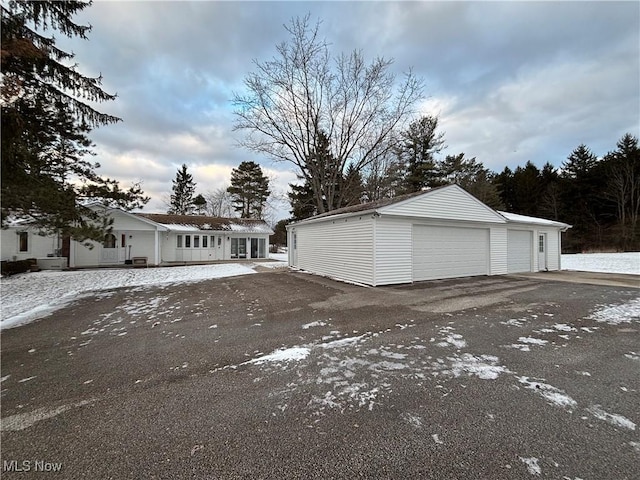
left=57, top=1, right=639, bottom=220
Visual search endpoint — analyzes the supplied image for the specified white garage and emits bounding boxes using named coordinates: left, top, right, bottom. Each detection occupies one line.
left=287, top=184, right=571, bottom=286
left=413, top=225, right=489, bottom=281
left=507, top=230, right=533, bottom=273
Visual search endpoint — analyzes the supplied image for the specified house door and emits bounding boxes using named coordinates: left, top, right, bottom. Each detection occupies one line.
left=101, top=233, right=119, bottom=264
left=538, top=234, right=547, bottom=271
left=250, top=238, right=259, bottom=259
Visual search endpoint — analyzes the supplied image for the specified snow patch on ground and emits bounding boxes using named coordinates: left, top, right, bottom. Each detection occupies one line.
left=302, top=320, right=328, bottom=329
left=1, top=263, right=258, bottom=330
left=587, top=298, right=640, bottom=325
left=434, top=353, right=510, bottom=380
left=519, top=456, right=541, bottom=476
left=587, top=405, right=636, bottom=430
left=561, top=252, right=640, bottom=274
left=245, top=347, right=311, bottom=365
left=1, top=399, right=94, bottom=432
left=518, top=337, right=548, bottom=346
left=517, top=376, right=577, bottom=410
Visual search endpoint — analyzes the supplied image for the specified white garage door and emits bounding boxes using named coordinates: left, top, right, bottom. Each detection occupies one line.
left=507, top=230, right=532, bottom=273
left=412, top=225, right=489, bottom=281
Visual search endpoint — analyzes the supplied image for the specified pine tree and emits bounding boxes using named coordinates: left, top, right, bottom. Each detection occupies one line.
left=193, top=194, right=207, bottom=215
left=227, top=162, right=271, bottom=219
left=169, top=165, right=196, bottom=215
left=398, top=115, right=446, bottom=193
left=1, top=0, right=148, bottom=241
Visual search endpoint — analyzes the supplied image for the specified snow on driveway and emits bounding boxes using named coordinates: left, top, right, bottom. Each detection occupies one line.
left=0, top=263, right=271, bottom=330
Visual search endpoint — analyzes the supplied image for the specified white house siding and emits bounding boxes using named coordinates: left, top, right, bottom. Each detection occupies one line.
left=293, top=216, right=375, bottom=285
left=374, top=217, right=413, bottom=285
left=123, top=231, right=157, bottom=263
left=412, top=224, right=489, bottom=281
left=490, top=227, right=508, bottom=275
left=108, top=210, right=157, bottom=231
left=1, top=227, right=59, bottom=261
left=507, top=229, right=533, bottom=273
left=382, top=187, right=506, bottom=224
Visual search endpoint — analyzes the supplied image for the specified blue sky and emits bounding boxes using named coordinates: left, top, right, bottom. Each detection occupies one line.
left=56, top=1, right=640, bottom=221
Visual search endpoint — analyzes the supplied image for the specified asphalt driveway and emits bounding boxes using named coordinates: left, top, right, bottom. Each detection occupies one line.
left=1, top=270, right=638, bottom=479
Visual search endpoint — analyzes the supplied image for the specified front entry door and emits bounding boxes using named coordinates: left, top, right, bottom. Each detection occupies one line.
left=538, top=234, right=547, bottom=271
left=250, top=238, right=259, bottom=259
left=101, top=233, right=119, bottom=264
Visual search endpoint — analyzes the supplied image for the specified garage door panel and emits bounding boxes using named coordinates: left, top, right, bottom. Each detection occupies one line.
left=507, top=230, right=532, bottom=273
left=413, top=226, right=488, bottom=281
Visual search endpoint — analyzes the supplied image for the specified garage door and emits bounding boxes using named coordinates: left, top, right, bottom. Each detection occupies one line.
left=412, top=225, right=489, bottom=281
left=507, top=230, right=532, bottom=273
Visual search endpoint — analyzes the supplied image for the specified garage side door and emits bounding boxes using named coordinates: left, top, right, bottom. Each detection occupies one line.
left=413, top=225, right=489, bottom=281
left=507, top=230, right=532, bottom=273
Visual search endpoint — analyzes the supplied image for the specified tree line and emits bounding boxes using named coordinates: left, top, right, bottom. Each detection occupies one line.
left=284, top=118, right=639, bottom=252
left=167, top=161, right=271, bottom=221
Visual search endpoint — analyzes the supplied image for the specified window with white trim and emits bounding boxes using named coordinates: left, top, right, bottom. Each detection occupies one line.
left=177, top=235, right=183, bottom=248
left=194, top=235, right=200, bottom=248
left=202, top=235, right=208, bottom=248
left=185, top=235, right=191, bottom=248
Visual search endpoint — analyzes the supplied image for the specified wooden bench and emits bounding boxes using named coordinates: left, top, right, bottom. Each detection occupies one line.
left=132, top=256, right=148, bottom=267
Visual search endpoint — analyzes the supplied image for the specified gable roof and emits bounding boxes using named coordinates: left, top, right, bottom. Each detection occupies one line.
left=135, top=213, right=273, bottom=234
left=288, top=184, right=569, bottom=229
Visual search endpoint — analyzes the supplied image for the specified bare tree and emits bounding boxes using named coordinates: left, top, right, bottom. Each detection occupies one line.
left=604, top=134, right=640, bottom=247
left=204, top=187, right=235, bottom=218
left=233, top=15, right=424, bottom=214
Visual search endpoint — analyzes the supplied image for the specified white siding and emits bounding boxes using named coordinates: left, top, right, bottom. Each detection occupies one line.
left=293, top=216, right=374, bottom=285
left=507, top=230, right=533, bottom=273
left=109, top=210, right=158, bottom=231
left=382, top=186, right=506, bottom=224
left=125, top=231, right=156, bottom=263
left=412, top=225, right=489, bottom=281
left=490, top=227, right=508, bottom=275
left=1, top=227, right=59, bottom=261
left=374, top=217, right=413, bottom=285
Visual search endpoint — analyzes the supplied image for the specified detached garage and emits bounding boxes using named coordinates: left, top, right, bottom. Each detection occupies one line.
left=287, top=184, right=570, bottom=286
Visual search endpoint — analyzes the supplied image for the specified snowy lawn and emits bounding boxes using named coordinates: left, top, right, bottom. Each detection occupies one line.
left=1, top=257, right=287, bottom=330
left=561, top=252, right=639, bottom=275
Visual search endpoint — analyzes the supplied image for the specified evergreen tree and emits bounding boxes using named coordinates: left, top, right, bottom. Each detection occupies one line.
left=227, top=161, right=271, bottom=219
left=169, top=164, right=196, bottom=215
left=1, top=0, right=148, bottom=241
left=193, top=194, right=207, bottom=215
left=341, top=164, right=365, bottom=207
left=560, top=144, right=605, bottom=250
left=398, top=115, right=446, bottom=192
left=288, top=180, right=317, bottom=221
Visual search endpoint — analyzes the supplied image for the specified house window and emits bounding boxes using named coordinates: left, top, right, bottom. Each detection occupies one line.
left=18, top=232, right=28, bottom=252
left=211, top=236, right=216, bottom=247
left=103, top=233, right=116, bottom=248
left=177, top=235, right=183, bottom=248
left=258, top=238, right=266, bottom=258
left=202, top=235, right=208, bottom=248
left=121, top=234, right=126, bottom=247
left=217, top=237, right=221, bottom=246
left=194, top=235, right=200, bottom=248
left=539, top=235, right=545, bottom=253
left=185, top=235, right=191, bottom=248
